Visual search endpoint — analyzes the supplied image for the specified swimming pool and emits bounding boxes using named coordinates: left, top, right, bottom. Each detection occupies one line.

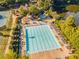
left=26, top=25, right=61, bottom=54
left=0, top=11, right=9, bottom=27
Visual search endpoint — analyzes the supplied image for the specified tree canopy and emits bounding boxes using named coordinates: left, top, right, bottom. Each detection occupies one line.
left=29, top=4, right=39, bottom=15
left=0, top=0, right=29, bottom=4
left=18, top=6, right=28, bottom=15
left=55, top=16, right=79, bottom=59
left=36, top=0, right=52, bottom=10
left=66, top=5, right=79, bottom=12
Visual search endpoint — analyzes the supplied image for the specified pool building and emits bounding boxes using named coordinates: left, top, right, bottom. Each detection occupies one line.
left=25, top=25, right=61, bottom=55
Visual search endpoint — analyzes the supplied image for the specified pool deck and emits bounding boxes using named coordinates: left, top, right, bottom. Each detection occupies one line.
left=21, top=20, right=72, bottom=59
left=29, top=48, right=66, bottom=59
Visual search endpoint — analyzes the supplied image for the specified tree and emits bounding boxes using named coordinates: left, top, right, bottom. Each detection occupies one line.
left=65, top=15, right=74, bottom=26
left=15, top=0, right=29, bottom=3
left=19, top=56, right=29, bottom=59
left=66, top=0, right=78, bottom=4
left=66, top=5, right=79, bottom=12
left=5, top=49, right=17, bottom=59
left=53, top=0, right=67, bottom=13
left=37, top=0, right=51, bottom=10
left=68, top=55, right=77, bottom=59
left=18, top=6, right=28, bottom=15
left=45, top=9, right=53, bottom=17
left=55, top=15, right=79, bottom=59
left=4, top=0, right=15, bottom=4
left=29, top=4, right=39, bottom=15
left=0, top=0, right=29, bottom=5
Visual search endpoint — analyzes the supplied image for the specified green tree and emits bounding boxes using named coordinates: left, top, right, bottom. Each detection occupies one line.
left=18, top=6, right=28, bottom=15
left=65, top=15, right=74, bottom=26
left=68, top=55, right=77, bottom=59
left=66, top=5, right=79, bottom=12
left=29, top=4, right=39, bottom=15
left=5, top=49, right=17, bottom=59
left=55, top=15, right=79, bottom=59
left=45, top=9, right=53, bottom=17
left=0, top=0, right=29, bottom=5
left=4, top=0, right=15, bottom=4
left=37, top=0, right=51, bottom=10
left=15, top=0, right=29, bottom=3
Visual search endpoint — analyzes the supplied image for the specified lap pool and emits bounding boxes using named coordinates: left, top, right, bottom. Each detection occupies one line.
left=26, top=25, right=61, bottom=54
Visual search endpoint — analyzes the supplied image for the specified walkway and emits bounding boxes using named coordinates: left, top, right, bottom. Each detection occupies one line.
left=49, top=22, right=72, bottom=59
left=5, top=16, right=16, bottom=54
left=21, top=25, right=26, bottom=56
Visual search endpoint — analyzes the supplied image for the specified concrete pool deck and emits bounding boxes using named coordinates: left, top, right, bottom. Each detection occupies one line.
left=29, top=48, right=66, bottom=59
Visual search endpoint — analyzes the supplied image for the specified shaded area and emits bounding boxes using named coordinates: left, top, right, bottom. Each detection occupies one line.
left=0, top=15, right=3, bottom=19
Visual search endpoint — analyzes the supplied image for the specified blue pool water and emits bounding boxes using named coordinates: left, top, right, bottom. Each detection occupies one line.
left=26, top=25, right=61, bottom=54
